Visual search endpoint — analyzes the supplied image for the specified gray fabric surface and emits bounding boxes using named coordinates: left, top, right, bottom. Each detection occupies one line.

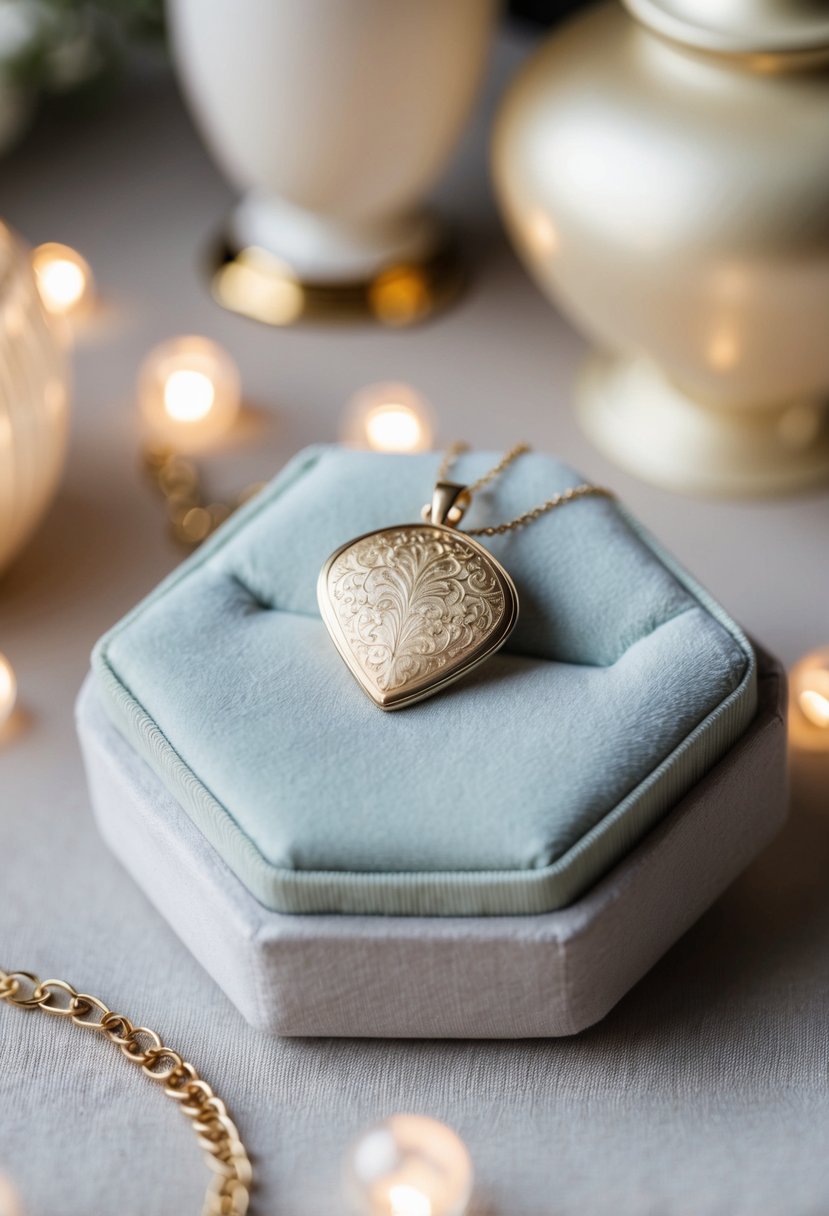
left=3, top=770, right=829, bottom=1216
left=2, top=29, right=829, bottom=1216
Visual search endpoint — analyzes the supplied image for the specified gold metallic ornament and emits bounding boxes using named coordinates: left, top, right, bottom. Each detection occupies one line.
left=0, top=966, right=252, bottom=1216
left=318, top=506, right=518, bottom=711
left=144, top=445, right=264, bottom=549
left=493, top=1, right=829, bottom=496
left=210, top=236, right=465, bottom=328
left=318, top=445, right=611, bottom=710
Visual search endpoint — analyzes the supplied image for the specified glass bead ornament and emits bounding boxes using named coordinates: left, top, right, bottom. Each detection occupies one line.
left=342, top=382, right=434, bottom=453
left=0, top=225, right=70, bottom=575
left=138, top=335, right=241, bottom=452
left=32, top=241, right=94, bottom=319
left=345, top=1114, right=473, bottom=1216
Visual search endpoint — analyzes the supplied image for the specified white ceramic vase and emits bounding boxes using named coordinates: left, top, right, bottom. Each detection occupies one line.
left=0, top=225, right=69, bottom=575
left=494, top=0, right=829, bottom=496
left=168, top=0, right=497, bottom=321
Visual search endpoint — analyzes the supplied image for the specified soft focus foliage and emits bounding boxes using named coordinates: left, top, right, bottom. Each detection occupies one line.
left=0, top=0, right=164, bottom=151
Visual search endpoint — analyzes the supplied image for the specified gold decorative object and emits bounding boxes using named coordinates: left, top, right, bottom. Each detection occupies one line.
left=144, top=447, right=263, bottom=548
left=0, top=966, right=252, bottom=1216
left=318, top=444, right=610, bottom=709
left=0, top=224, right=70, bottom=574
left=319, top=521, right=517, bottom=710
left=493, top=0, right=829, bottom=496
left=211, top=237, right=465, bottom=329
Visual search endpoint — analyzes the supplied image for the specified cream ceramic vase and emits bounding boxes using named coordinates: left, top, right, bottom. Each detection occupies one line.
left=0, top=225, right=69, bottom=575
left=168, top=0, right=497, bottom=324
left=493, top=0, right=829, bottom=496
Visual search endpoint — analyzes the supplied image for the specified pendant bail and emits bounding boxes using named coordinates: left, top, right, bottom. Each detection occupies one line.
left=423, top=481, right=471, bottom=528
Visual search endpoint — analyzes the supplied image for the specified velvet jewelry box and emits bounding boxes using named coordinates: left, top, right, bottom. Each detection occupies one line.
left=77, top=446, right=787, bottom=1037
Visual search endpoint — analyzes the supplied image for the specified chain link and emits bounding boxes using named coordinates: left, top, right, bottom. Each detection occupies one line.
left=435, top=442, right=614, bottom=535
left=436, top=441, right=531, bottom=497
left=0, top=966, right=252, bottom=1216
left=144, top=444, right=266, bottom=549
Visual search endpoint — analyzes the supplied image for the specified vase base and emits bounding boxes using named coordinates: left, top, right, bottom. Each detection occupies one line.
left=578, top=353, right=829, bottom=497
left=208, top=231, right=465, bottom=329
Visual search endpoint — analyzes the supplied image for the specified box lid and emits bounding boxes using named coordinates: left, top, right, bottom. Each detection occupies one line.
left=92, top=446, right=756, bottom=916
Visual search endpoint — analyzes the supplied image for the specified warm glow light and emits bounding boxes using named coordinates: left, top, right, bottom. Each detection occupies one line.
left=138, top=336, right=241, bottom=452
left=32, top=242, right=93, bottom=316
left=0, top=1173, right=23, bottom=1216
left=706, top=326, right=740, bottom=371
left=344, top=383, right=434, bottom=453
left=365, top=404, right=424, bottom=453
left=789, top=647, right=829, bottom=752
left=799, top=688, right=829, bottom=729
left=214, top=247, right=304, bottom=326
left=370, top=266, right=431, bottom=326
left=0, top=652, right=17, bottom=726
left=389, top=1184, right=432, bottom=1216
left=528, top=208, right=559, bottom=257
left=163, top=369, right=216, bottom=423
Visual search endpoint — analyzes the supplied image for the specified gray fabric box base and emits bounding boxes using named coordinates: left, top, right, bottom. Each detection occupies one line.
left=75, top=655, right=787, bottom=1038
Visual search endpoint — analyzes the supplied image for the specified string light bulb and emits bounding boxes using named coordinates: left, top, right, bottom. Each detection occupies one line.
left=0, top=652, right=17, bottom=728
left=789, top=647, right=829, bottom=752
left=32, top=242, right=93, bottom=318
left=344, top=383, right=434, bottom=453
left=346, top=1115, right=473, bottom=1216
left=0, top=1174, right=23, bottom=1216
left=138, top=336, right=241, bottom=452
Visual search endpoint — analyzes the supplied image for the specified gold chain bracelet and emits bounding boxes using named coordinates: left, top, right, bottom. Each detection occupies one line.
left=0, top=967, right=252, bottom=1216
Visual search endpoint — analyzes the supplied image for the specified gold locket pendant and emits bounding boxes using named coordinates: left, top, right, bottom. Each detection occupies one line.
left=317, top=481, right=519, bottom=710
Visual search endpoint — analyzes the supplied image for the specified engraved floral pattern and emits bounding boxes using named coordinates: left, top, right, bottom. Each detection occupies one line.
left=326, top=527, right=507, bottom=693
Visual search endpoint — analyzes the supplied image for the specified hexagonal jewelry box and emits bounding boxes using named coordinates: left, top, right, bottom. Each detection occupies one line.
left=77, top=447, right=788, bottom=1036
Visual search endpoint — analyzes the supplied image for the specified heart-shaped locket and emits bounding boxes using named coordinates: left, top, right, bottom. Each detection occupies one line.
left=318, top=485, right=518, bottom=710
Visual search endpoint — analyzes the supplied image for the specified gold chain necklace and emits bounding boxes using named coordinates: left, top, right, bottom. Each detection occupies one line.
left=0, top=967, right=252, bottom=1216
left=318, top=443, right=613, bottom=710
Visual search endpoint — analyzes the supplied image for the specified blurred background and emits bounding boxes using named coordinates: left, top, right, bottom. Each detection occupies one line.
left=0, top=0, right=575, bottom=158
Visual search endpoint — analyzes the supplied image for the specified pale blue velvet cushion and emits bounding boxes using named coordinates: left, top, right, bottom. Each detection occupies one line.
left=92, top=446, right=756, bottom=916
